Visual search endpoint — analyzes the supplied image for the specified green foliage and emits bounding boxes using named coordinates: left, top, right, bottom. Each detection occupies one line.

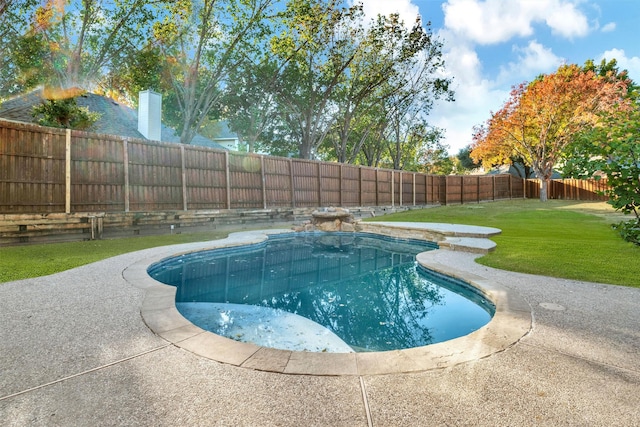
left=456, top=146, right=476, bottom=171
left=152, top=0, right=277, bottom=145
left=1, top=0, right=167, bottom=92
left=0, top=0, right=44, bottom=97
left=562, top=108, right=640, bottom=234
left=32, top=96, right=100, bottom=130
left=613, top=220, right=640, bottom=245
left=262, top=1, right=453, bottom=162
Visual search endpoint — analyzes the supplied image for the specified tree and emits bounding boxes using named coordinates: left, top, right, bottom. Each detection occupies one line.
left=32, top=89, right=100, bottom=130
left=267, top=0, right=365, bottom=159
left=471, top=63, right=630, bottom=201
left=370, top=51, right=452, bottom=171
left=561, top=106, right=640, bottom=244
left=329, top=13, right=452, bottom=165
left=97, top=43, right=168, bottom=105
left=456, top=146, right=476, bottom=171
left=0, top=0, right=42, bottom=98
left=222, top=54, right=281, bottom=153
left=5, top=0, right=165, bottom=91
left=153, top=0, right=277, bottom=145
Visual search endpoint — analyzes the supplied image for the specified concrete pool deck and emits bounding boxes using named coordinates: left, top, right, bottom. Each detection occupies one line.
left=1, top=224, right=639, bottom=426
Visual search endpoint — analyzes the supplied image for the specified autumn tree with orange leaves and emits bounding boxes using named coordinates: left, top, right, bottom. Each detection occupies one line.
left=471, top=63, right=630, bottom=201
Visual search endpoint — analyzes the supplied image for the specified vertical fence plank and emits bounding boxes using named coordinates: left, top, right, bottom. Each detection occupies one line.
left=181, top=145, right=188, bottom=211
left=225, top=151, right=231, bottom=209
left=289, top=158, right=295, bottom=208
left=391, top=171, right=395, bottom=207
left=399, top=172, right=403, bottom=206
left=509, top=175, right=513, bottom=199
left=340, top=164, right=344, bottom=207
left=318, top=162, right=322, bottom=207
left=412, top=173, right=416, bottom=206
left=123, top=139, right=129, bottom=212
left=65, top=129, right=71, bottom=213
left=375, top=169, right=379, bottom=206
left=261, top=156, right=267, bottom=209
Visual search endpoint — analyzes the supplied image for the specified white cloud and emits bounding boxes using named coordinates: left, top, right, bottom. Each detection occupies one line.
left=442, top=0, right=590, bottom=45
left=497, top=40, right=564, bottom=83
left=544, top=2, right=589, bottom=38
left=430, top=82, right=510, bottom=153
left=431, top=0, right=591, bottom=153
left=428, top=33, right=511, bottom=153
left=600, top=48, right=640, bottom=83
left=601, top=22, right=616, bottom=33
left=443, top=0, right=535, bottom=44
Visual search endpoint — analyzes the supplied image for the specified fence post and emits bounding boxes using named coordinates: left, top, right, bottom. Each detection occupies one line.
left=492, top=176, right=496, bottom=200
left=460, top=175, right=464, bottom=204
left=317, top=162, right=322, bottom=207
left=375, top=168, right=379, bottom=206
left=181, top=145, right=188, bottom=211
left=391, top=171, right=395, bottom=207
left=123, top=139, right=129, bottom=212
left=444, top=176, right=448, bottom=206
left=65, top=129, right=71, bottom=214
left=413, top=173, right=416, bottom=206
left=289, top=158, right=295, bottom=208
left=509, top=174, right=512, bottom=199
left=425, top=175, right=429, bottom=205
left=340, top=164, right=344, bottom=206
left=359, top=166, right=363, bottom=207
left=477, top=176, right=480, bottom=203
left=225, top=151, right=231, bottom=209
left=399, top=172, right=403, bottom=206
left=261, top=156, right=267, bottom=209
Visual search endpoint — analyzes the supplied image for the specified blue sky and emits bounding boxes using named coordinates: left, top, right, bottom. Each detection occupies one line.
left=355, top=0, right=640, bottom=154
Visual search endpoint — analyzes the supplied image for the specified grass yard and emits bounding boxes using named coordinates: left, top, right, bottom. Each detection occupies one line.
left=1, top=200, right=638, bottom=287
left=367, top=200, right=639, bottom=287
left=0, top=230, right=235, bottom=283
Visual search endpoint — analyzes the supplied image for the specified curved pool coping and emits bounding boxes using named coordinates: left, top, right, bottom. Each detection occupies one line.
left=122, top=226, right=532, bottom=376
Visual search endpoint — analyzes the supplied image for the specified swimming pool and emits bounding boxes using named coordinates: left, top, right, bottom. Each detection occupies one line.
left=148, top=232, right=495, bottom=353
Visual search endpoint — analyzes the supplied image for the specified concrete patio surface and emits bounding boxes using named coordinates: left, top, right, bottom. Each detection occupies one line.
left=1, top=225, right=639, bottom=426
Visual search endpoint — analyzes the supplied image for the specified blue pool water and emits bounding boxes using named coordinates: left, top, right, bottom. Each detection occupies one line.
left=148, top=232, right=495, bottom=353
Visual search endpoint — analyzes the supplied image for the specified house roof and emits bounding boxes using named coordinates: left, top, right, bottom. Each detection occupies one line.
left=212, top=120, right=238, bottom=141
left=0, top=88, right=226, bottom=150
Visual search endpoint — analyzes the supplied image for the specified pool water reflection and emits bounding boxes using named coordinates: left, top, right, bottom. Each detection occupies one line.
left=148, top=232, right=495, bottom=352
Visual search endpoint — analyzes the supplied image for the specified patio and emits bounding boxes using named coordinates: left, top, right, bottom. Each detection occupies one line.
left=1, top=233, right=638, bottom=426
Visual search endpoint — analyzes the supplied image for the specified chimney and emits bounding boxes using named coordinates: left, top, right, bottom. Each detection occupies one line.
left=138, top=89, right=162, bottom=141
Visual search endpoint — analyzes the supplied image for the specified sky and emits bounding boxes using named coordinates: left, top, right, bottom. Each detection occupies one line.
left=355, top=0, right=640, bottom=154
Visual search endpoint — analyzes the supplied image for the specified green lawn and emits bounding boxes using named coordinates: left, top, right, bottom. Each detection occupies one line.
left=367, top=200, right=639, bottom=287
left=1, top=201, right=638, bottom=287
left=0, top=230, right=234, bottom=283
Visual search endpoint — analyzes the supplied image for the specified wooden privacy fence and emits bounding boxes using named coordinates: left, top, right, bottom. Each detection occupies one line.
left=525, top=178, right=608, bottom=201
left=0, top=119, right=606, bottom=215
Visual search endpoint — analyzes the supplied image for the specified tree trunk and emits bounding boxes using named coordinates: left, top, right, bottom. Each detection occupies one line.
left=540, top=178, right=549, bottom=202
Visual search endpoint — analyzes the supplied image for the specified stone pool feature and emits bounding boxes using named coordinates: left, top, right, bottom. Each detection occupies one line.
left=297, top=207, right=357, bottom=232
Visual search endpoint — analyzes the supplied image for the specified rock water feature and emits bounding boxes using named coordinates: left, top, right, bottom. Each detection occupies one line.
left=294, top=207, right=360, bottom=232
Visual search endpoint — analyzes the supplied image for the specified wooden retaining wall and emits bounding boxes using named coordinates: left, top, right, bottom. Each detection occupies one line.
left=0, top=205, right=422, bottom=245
